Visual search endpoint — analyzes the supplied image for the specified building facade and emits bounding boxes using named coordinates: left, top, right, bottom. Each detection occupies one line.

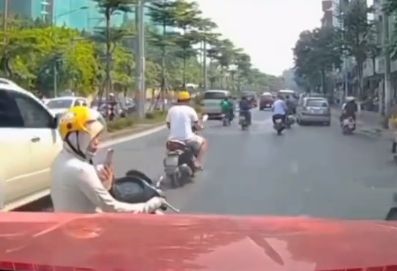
left=321, top=0, right=349, bottom=28
left=0, top=0, right=127, bottom=31
left=0, top=0, right=52, bottom=22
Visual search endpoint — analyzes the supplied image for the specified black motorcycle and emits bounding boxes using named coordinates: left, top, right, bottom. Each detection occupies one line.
left=111, top=170, right=179, bottom=213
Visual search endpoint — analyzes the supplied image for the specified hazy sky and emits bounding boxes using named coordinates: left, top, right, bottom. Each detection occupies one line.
left=196, top=0, right=323, bottom=76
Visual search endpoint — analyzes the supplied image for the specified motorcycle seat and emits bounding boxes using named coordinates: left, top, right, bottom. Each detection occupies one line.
left=166, top=140, right=187, bottom=152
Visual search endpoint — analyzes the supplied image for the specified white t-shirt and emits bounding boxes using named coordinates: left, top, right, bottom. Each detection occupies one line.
left=166, top=105, right=199, bottom=141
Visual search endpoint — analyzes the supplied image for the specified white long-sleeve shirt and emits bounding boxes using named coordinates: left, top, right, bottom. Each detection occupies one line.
left=51, top=149, right=148, bottom=213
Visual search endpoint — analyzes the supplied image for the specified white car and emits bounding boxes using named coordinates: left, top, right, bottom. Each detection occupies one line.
left=46, top=96, right=89, bottom=117
left=0, top=81, right=63, bottom=210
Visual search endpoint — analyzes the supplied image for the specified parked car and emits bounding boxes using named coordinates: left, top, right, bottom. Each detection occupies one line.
left=46, top=96, right=89, bottom=118
left=297, top=97, right=331, bottom=126
left=0, top=80, right=62, bottom=210
left=259, top=92, right=274, bottom=110
left=202, top=90, right=231, bottom=120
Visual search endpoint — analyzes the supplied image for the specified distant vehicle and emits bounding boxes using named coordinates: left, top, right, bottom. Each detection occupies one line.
left=298, top=92, right=326, bottom=106
left=202, top=90, right=231, bottom=120
left=0, top=79, right=62, bottom=210
left=259, top=92, right=274, bottom=110
left=297, top=97, right=331, bottom=126
left=241, top=91, right=258, bottom=108
left=46, top=96, right=89, bottom=118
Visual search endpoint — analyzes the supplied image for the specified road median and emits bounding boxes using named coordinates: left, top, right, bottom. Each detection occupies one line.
left=104, top=111, right=166, bottom=141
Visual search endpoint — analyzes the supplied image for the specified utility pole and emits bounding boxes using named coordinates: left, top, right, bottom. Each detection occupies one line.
left=135, top=0, right=146, bottom=118
left=2, top=0, right=8, bottom=76
left=382, top=0, right=392, bottom=118
left=2, top=0, right=8, bottom=35
left=203, top=39, right=208, bottom=91
left=53, top=63, right=58, bottom=97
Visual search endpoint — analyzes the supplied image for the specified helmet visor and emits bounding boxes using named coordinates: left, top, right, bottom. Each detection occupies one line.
left=86, top=113, right=107, bottom=140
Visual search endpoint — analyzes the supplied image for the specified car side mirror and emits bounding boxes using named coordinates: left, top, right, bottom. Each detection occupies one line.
left=52, top=114, right=61, bottom=129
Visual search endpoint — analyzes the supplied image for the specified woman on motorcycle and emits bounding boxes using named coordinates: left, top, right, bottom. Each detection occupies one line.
left=51, top=106, right=166, bottom=213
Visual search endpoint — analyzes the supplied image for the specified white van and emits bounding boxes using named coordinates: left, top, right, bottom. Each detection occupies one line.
left=202, top=90, right=231, bottom=120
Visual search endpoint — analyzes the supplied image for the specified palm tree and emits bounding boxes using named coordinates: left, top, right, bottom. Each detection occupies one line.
left=92, top=0, right=135, bottom=100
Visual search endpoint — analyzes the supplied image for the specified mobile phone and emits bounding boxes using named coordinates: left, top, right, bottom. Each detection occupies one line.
left=104, top=148, right=114, bottom=166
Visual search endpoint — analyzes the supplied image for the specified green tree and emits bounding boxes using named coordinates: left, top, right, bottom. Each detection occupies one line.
left=340, top=0, right=373, bottom=97
left=293, top=27, right=342, bottom=93
left=147, top=0, right=178, bottom=93
left=92, top=0, right=135, bottom=97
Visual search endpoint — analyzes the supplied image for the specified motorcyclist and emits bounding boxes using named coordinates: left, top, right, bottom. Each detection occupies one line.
left=107, top=93, right=118, bottom=120
left=239, top=96, right=252, bottom=125
left=51, top=106, right=166, bottom=213
left=220, top=97, right=234, bottom=121
left=340, top=96, right=358, bottom=124
left=285, top=95, right=294, bottom=115
left=166, top=91, right=207, bottom=170
left=272, top=94, right=288, bottom=126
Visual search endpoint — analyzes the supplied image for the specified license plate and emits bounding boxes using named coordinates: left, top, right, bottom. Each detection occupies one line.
left=275, top=119, right=282, bottom=124
left=165, top=155, right=179, bottom=167
left=240, top=116, right=246, bottom=121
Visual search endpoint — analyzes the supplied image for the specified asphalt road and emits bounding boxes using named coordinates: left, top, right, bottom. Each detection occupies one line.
left=94, top=109, right=397, bottom=220
left=19, top=109, right=397, bottom=219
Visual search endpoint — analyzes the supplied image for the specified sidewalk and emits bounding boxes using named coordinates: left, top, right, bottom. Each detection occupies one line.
left=331, top=107, right=393, bottom=139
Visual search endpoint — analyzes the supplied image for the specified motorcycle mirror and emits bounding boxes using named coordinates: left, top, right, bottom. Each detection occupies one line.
left=156, top=175, right=164, bottom=189
left=202, top=114, right=209, bottom=122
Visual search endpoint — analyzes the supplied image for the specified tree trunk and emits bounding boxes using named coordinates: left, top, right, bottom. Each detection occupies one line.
left=105, top=9, right=112, bottom=102
left=161, top=19, right=166, bottom=111
left=182, top=49, right=187, bottom=88
left=358, top=61, right=364, bottom=99
left=321, top=68, right=326, bottom=94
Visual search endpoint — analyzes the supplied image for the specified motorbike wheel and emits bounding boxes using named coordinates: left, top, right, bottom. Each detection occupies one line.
left=179, top=164, right=193, bottom=184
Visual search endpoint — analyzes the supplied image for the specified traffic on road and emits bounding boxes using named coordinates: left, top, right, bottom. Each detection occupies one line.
left=4, top=89, right=396, bottom=222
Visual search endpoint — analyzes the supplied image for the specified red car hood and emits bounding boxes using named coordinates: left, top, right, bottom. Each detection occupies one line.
left=0, top=213, right=397, bottom=271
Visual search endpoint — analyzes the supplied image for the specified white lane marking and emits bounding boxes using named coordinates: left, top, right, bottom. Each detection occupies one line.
left=101, top=125, right=166, bottom=148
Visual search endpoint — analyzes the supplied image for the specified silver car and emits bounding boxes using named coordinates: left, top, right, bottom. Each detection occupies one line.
left=297, top=98, right=331, bottom=126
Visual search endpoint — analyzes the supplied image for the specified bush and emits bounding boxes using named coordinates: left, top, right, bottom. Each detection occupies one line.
left=145, top=110, right=166, bottom=122
left=107, top=117, right=135, bottom=132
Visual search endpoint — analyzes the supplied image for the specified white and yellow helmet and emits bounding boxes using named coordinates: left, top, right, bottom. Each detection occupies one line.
left=58, top=106, right=106, bottom=159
